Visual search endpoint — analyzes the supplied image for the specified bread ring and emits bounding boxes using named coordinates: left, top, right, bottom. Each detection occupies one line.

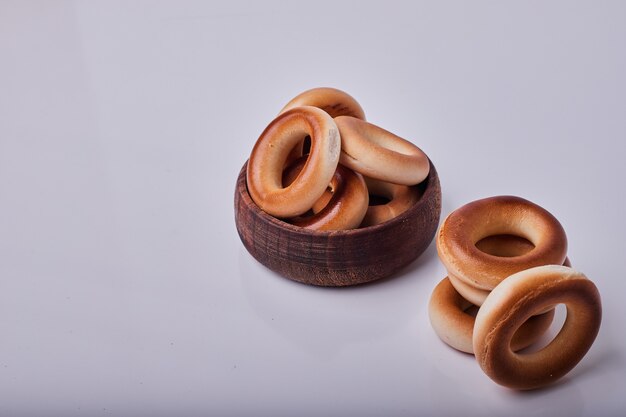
left=437, top=196, right=568, bottom=305
left=309, top=176, right=422, bottom=228
left=473, top=265, right=602, bottom=390
left=247, top=106, right=340, bottom=218
left=429, top=277, right=555, bottom=354
left=279, top=87, right=366, bottom=120
left=282, top=158, right=369, bottom=230
left=335, top=116, right=430, bottom=186
left=360, top=177, right=421, bottom=227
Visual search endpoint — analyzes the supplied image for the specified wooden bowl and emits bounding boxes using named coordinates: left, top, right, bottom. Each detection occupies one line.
left=234, top=159, right=441, bottom=286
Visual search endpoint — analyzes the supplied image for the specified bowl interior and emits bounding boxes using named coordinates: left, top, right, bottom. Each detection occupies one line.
left=234, top=159, right=441, bottom=286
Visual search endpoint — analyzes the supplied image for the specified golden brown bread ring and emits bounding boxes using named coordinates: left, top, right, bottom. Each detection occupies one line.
left=473, top=265, right=601, bottom=390
left=247, top=106, right=340, bottom=218
left=335, top=116, right=430, bottom=186
left=437, top=196, right=568, bottom=304
left=360, top=177, right=421, bottom=227
left=282, top=158, right=369, bottom=230
left=429, top=277, right=555, bottom=354
left=310, top=176, right=421, bottom=228
left=279, top=87, right=366, bottom=120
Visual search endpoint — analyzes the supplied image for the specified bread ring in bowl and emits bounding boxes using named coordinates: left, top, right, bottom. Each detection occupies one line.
left=437, top=196, right=568, bottom=305
left=473, top=265, right=602, bottom=390
left=335, top=116, right=430, bottom=186
left=429, top=277, right=555, bottom=354
left=282, top=158, right=369, bottom=230
left=309, top=176, right=422, bottom=228
left=360, top=177, right=421, bottom=227
left=279, top=87, right=366, bottom=120
left=247, top=106, right=340, bottom=218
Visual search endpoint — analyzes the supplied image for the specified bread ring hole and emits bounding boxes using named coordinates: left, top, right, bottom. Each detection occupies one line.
left=282, top=136, right=313, bottom=171
left=463, top=304, right=479, bottom=317
left=514, top=304, right=565, bottom=354
left=302, top=135, right=311, bottom=154
left=369, top=194, right=392, bottom=206
left=310, top=182, right=338, bottom=214
left=475, top=234, right=535, bottom=258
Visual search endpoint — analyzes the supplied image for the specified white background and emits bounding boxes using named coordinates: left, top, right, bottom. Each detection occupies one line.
left=1, top=1, right=625, bottom=416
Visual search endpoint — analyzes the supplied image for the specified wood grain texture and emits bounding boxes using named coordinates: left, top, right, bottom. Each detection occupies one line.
left=234, top=159, right=442, bottom=286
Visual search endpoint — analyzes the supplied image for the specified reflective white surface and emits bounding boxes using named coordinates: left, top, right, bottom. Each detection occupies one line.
left=1, top=1, right=625, bottom=415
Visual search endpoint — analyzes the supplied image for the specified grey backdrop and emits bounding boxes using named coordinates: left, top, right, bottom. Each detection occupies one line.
left=1, top=1, right=625, bottom=416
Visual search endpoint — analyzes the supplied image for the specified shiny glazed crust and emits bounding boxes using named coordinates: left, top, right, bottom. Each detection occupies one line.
left=429, top=277, right=555, bottom=354
left=335, top=116, right=430, bottom=186
left=279, top=87, right=366, bottom=120
left=282, top=158, right=369, bottom=230
left=247, top=106, right=340, bottom=218
left=473, top=265, right=602, bottom=390
left=437, top=196, right=568, bottom=295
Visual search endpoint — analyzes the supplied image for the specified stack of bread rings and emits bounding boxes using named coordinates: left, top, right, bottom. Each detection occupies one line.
left=245, top=87, right=431, bottom=230
left=429, top=196, right=602, bottom=390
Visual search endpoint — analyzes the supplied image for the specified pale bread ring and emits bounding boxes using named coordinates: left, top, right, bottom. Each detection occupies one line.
left=360, top=177, right=421, bottom=227
left=437, top=196, right=568, bottom=301
left=279, top=87, right=366, bottom=120
left=335, top=116, right=430, bottom=186
left=473, top=265, right=602, bottom=390
left=247, top=106, right=340, bottom=218
left=282, top=158, right=369, bottom=230
left=429, top=277, right=555, bottom=354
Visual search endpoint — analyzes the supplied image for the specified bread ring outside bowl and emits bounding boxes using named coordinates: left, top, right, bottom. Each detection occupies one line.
left=335, top=116, right=430, bottom=186
left=282, top=158, right=369, bottom=231
left=473, top=265, right=602, bottom=390
left=247, top=106, right=340, bottom=218
left=428, top=232, right=559, bottom=354
left=437, top=196, right=568, bottom=306
left=429, top=277, right=555, bottom=354
left=279, top=87, right=366, bottom=120
left=447, top=255, right=571, bottom=308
